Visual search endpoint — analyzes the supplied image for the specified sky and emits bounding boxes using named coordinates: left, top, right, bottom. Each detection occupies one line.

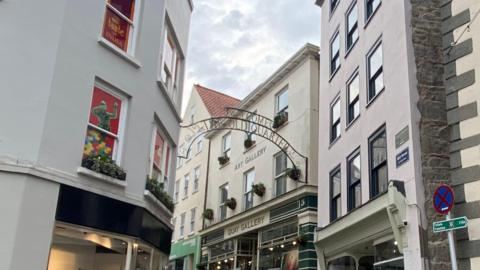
left=182, top=0, right=321, bottom=112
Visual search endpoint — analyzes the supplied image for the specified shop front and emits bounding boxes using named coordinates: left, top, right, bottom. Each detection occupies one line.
left=200, top=192, right=318, bottom=270
left=47, top=185, right=173, bottom=270
left=169, top=236, right=201, bottom=270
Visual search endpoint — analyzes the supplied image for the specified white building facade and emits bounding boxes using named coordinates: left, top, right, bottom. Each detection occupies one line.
left=198, top=44, right=320, bottom=270
left=0, top=0, right=193, bottom=269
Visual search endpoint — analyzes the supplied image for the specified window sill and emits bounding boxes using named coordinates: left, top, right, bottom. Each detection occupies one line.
left=144, top=190, right=173, bottom=215
left=344, top=38, right=359, bottom=59
left=219, top=161, right=231, bottom=169
left=98, top=38, right=142, bottom=68
left=77, top=167, right=127, bottom=188
left=273, top=121, right=289, bottom=131
left=366, top=87, right=385, bottom=108
left=243, top=142, right=257, bottom=153
left=345, top=115, right=360, bottom=131
left=329, top=135, right=341, bottom=149
left=364, top=3, right=382, bottom=29
left=329, top=65, right=341, bottom=83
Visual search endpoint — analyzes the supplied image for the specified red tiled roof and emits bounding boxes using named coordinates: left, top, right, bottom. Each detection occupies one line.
left=195, top=84, right=241, bottom=117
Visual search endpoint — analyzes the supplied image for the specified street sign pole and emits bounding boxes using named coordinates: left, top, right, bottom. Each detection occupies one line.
left=446, top=213, right=458, bottom=270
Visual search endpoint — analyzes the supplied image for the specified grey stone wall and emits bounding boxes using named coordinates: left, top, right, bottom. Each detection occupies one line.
left=409, top=1, right=452, bottom=269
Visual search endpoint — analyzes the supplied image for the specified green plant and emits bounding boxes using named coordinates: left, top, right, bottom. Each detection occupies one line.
left=252, top=183, right=266, bottom=196
left=285, top=167, right=301, bottom=181
left=81, top=155, right=127, bottom=180
left=225, top=197, right=237, bottom=210
left=244, top=136, right=255, bottom=149
left=145, top=177, right=174, bottom=212
left=203, top=209, right=214, bottom=220
left=272, top=111, right=288, bottom=129
left=218, top=155, right=230, bottom=165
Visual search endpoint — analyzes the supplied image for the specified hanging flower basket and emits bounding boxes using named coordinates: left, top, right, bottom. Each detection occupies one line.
left=225, top=197, right=237, bottom=210
left=81, top=154, right=127, bottom=180
left=285, top=167, right=301, bottom=181
left=244, top=137, right=255, bottom=149
left=252, top=183, right=266, bottom=196
left=272, top=111, right=288, bottom=129
left=295, top=234, right=307, bottom=246
left=218, top=155, right=230, bottom=166
left=202, top=209, right=214, bottom=220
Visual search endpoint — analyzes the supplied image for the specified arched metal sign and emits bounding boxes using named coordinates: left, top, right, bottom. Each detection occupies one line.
left=179, top=107, right=309, bottom=182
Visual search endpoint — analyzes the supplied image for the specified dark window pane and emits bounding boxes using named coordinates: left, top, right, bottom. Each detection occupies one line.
left=109, top=0, right=135, bottom=19
left=366, top=0, right=381, bottom=19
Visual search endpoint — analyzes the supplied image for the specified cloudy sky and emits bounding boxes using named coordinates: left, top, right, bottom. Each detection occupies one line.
left=183, top=0, right=321, bottom=111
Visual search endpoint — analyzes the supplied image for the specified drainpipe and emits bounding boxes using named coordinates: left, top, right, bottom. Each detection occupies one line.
left=202, top=139, right=211, bottom=229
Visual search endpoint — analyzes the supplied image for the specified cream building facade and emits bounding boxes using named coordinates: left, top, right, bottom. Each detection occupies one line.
left=170, top=85, right=240, bottom=269
left=198, top=44, right=320, bottom=270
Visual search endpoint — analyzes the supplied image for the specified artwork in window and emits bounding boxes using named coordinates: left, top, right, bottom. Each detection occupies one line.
left=88, top=87, right=121, bottom=134
left=83, top=127, right=115, bottom=158
left=153, top=132, right=164, bottom=169
left=102, top=8, right=131, bottom=51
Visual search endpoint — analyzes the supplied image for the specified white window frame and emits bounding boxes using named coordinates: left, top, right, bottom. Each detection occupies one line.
left=221, top=132, right=232, bottom=158
left=330, top=96, right=341, bottom=143
left=190, top=208, right=196, bottom=234
left=149, top=125, right=171, bottom=183
left=160, top=18, right=183, bottom=105
left=367, top=40, right=384, bottom=102
left=219, top=184, right=229, bottom=221
left=347, top=72, right=360, bottom=124
left=243, top=169, right=255, bottom=210
left=102, top=0, right=141, bottom=55
left=274, top=152, right=288, bottom=197
left=193, top=166, right=200, bottom=192
left=179, top=212, right=186, bottom=238
left=174, top=180, right=180, bottom=203
left=183, top=173, right=190, bottom=198
left=330, top=30, right=341, bottom=77
left=346, top=1, right=359, bottom=52
left=275, top=87, right=289, bottom=114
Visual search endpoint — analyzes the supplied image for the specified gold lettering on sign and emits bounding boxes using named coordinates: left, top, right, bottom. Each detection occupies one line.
left=225, top=215, right=267, bottom=237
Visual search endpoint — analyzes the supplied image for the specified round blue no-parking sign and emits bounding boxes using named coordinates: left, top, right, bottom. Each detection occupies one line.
left=433, top=184, right=455, bottom=215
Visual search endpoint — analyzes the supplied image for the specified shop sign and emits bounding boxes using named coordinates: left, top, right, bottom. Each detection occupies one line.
left=235, top=146, right=267, bottom=170
left=225, top=213, right=268, bottom=238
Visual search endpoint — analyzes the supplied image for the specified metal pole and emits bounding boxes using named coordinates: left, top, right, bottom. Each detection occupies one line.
left=447, top=213, right=458, bottom=270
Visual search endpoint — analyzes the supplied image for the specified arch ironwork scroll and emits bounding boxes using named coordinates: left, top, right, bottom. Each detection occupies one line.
left=179, top=107, right=309, bottom=183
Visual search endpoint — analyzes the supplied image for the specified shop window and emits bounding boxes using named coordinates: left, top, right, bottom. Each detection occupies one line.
left=219, top=184, right=229, bottom=221
left=83, top=85, right=126, bottom=163
left=161, top=22, right=183, bottom=103
left=330, top=97, right=341, bottom=143
left=374, top=240, right=404, bottom=268
left=366, top=0, right=381, bottom=22
left=330, top=31, right=340, bottom=76
left=358, top=256, right=374, bottom=270
left=102, top=0, right=138, bottom=53
left=274, top=152, right=288, bottom=197
left=367, top=41, right=384, bottom=102
left=347, top=73, right=360, bottom=124
left=179, top=212, right=185, bottom=238
left=243, top=169, right=255, bottom=210
left=210, top=239, right=235, bottom=258
left=327, top=256, right=356, bottom=270
left=260, top=220, right=298, bottom=244
left=330, top=167, right=341, bottom=221
left=259, top=242, right=298, bottom=270
left=183, top=173, right=189, bottom=198
left=222, top=133, right=232, bottom=158
left=346, top=2, right=359, bottom=51
left=348, top=149, right=361, bottom=211
left=369, top=125, right=388, bottom=197
left=193, top=166, right=200, bottom=192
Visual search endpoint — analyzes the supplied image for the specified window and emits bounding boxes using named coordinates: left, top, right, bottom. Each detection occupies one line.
left=150, top=128, right=172, bottom=185
left=183, top=173, right=189, bottom=198
left=276, top=88, right=288, bottom=114
left=177, top=144, right=184, bottom=168
left=174, top=180, right=180, bottom=202
left=83, top=85, right=126, bottom=163
left=243, top=169, right=255, bottom=210
left=190, top=208, right=196, bottom=233
left=196, top=136, right=203, bottom=154
left=367, top=42, right=384, bottom=102
left=330, top=98, right=341, bottom=143
left=347, top=73, right=360, bottom=124
left=193, top=166, right=200, bottom=192
left=172, top=217, right=177, bottom=234
left=219, top=184, right=229, bottom=221
left=179, top=213, right=185, bottom=238
left=161, top=23, right=183, bottom=103
left=366, top=0, right=381, bottom=21
left=330, top=167, right=341, bottom=221
left=369, top=126, right=388, bottom=197
left=330, top=32, right=340, bottom=76
left=346, top=3, right=359, bottom=51
left=221, top=133, right=232, bottom=158
left=102, top=0, right=138, bottom=52
left=274, top=152, right=288, bottom=196
left=348, top=150, right=361, bottom=211
left=246, top=111, right=258, bottom=141
left=331, top=0, right=340, bottom=13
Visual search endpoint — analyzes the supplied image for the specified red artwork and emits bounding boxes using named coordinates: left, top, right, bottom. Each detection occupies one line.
left=154, top=132, right=164, bottom=169
left=164, top=145, right=170, bottom=176
left=88, top=87, right=121, bottom=134
left=102, top=8, right=131, bottom=51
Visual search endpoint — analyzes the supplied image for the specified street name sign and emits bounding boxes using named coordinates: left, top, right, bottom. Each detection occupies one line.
left=433, top=216, right=468, bottom=233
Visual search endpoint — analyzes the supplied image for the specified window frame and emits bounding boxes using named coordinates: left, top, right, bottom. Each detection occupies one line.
left=174, top=180, right=180, bottom=203
left=366, top=39, right=384, bottom=103
left=347, top=148, right=361, bottom=211
left=102, top=0, right=141, bottom=54
left=275, top=87, right=289, bottom=114
left=346, top=70, right=360, bottom=125
left=274, top=151, right=288, bottom=197
left=160, top=17, right=184, bottom=104
left=190, top=208, right=196, bottom=234
left=219, top=184, right=229, bottom=221
left=345, top=1, right=359, bottom=54
left=330, top=0, right=340, bottom=15
left=243, top=168, right=255, bottom=211
left=179, top=212, right=186, bottom=238
left=221, top=132, right=232, bottom=158
left=193, top=166, right=200, bottom=192
left=149, top=126, right=172, bottom=185
left=330, top=95, right=341, bottom=143
left=329, top=30, right=341, bottom=77
left=365, top=0, right=381, bottom=24
left=330, top=166, right=342, bottom=222
left=183, top=173, right=189, bottom=199
left=368, top=125, right=388, bottom=198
